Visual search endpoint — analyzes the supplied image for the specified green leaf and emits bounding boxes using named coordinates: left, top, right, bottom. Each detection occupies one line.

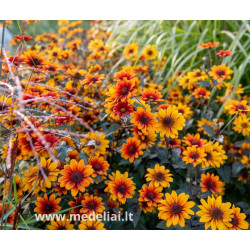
left=217, top=165, right=231, bottom=183
left=232, top=162, right=246, bottom=176
left=105, top=123, right=120, bottom=136
left=196, top=81, right=210, bottom=87
left=201, top=125, right=214, bottom=137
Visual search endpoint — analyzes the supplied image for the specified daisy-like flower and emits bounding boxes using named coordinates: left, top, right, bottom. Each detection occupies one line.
left=134, top=130, right=157, bottom=148
left=183, top=133, right=207, bottom=148
left=34, top=134, right=59, bottom=158
left=233, top=115, right=250, bottom=136
left=113, top=101, right=134, bottom=118
left=193, top=87, right=211, bottom=99
left=124, top=43, right=139, bottom=58
left=88, top=156, right=109, bottom=179
left=225, top=99, right=249, bottom=116
left=212, top=142, right=228, bottom=167
left=209, top=64, right=233, bottom=82
left=145, top=164, right=173, bottom=188
left=23, top=157, right=60, bottom=193
left=138, top=182, right=163, bottom=207
left=217, top=50, right=233, bottom=57
left=120, top=137, right=143, bottom=163
left=182, top=145, right=207, bottom=167
left=201, top=142, right=223, bottom=168
left=59, top=159, right=94, bottom=196
left=139, top=201, right=156, bottom=213
left=68, top=194, right=85, bottom=215
left=140, top=89, right=163, bottom=103
left=47, top=219, right=75, bottom=230
left=80, top=194, right=105, bottom=215
left=79, top=219, right=106, bottom=230
left=196, top=196, right=233, bottom=230
left=142, top=44, right=158, bottom=60
left=104, top=170, right=136, bottom=204
left=176, top=103, right=193, bottom=120
left=227, top=205, right=249, bottom=230
left=82, top=73, right=105, bottom=88
left=200, top=173, right=224, bottom=195
left=81, top=132, right=109, bottom=157
left=4, top=174, right=24, bottom=199
left=158, top=191, right=195, bottom=227
left=23, top=50, right=46, bottom=68
left=34, top=193, right=61, bottom=215
left=109, top=78, right=136, bottom=101
left=130, top=106, right=157, bottom=134
left=189, top=69, right=207, bottom=83
left=156, top=107, right=186, bottom=138
left=198, top=42, right=219, bottom=49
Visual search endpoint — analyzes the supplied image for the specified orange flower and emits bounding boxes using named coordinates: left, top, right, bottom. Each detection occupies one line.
left=139, top=182, right=163, bottom=207
left=0, top=204, right=15, bottom=224
left=193, top=87, right=211, bottom=99
left=183, top=133, right=207, bottom=148
left=198, top=42, right=219, bottom=49
left=209, top=64, right=233, bottom=82
left=140, top=89, right=163, bottom=103
left=182, top=145, right=207, bottom=167
left=88, top=156, right=109, bottom=179
left=82, top=73, right=105, bottom=87
left=59, top=159, right=94, bottom=196
left=217, top=50, right=233, bottom=57
left=23, top=50, right=45, bottom=68
left=105, top=170, right=136, bottom=203
left=34, top=193, right=61, bottom=214
left=113, top=101, right=134, bottom=118
left=130, top=106, right=157, bottom=134
left=225, top=99, right=249, bottom=116
left=80, top=194, right=105, bottom=215
left=200, top=172, right=224, bottom=194
left=120, top=137, right=143, bottom=163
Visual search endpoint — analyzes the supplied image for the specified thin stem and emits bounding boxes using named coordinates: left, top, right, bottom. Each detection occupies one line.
left=0, top=20, right=6, bottom=81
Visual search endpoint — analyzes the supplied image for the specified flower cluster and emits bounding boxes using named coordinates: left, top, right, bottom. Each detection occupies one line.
left=0, top=20, right=249, bottom=230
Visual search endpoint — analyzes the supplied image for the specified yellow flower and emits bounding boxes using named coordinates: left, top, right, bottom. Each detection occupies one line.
left=196, top=196, right=233, bottom=230
left=233, top=115, right=250, bottom=136
left=156, top=107, right=186, bottom=138
left=145, top=164, right=173, bottom=188
left=142, top=44, right=158, bottom=60
left=158, top=191, right=195, bottom=227
left=182, top=145, right=206, bottom=167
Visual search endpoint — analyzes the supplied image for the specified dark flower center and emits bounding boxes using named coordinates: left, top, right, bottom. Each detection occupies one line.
left=236, top=104, right=245, bottom=110
left=87, top=226, right=96, bottom=230
left=44, top=203, right=53, bottom=213
left=117, top=184, right=126, bottom=194
left=120, top=86, right=129, bottom=95
left=146, top=191, right=155, bottom=200
left=205, top=152, right=212, bottom=161
left=0, top=101, right=9, bottom=110
left=148, top=95, right=155, bottom=101
left=147, top=50, right=153, bottom=56
left=39, top=167, right=50, bottom=177
left=155, top=172, right=165, bottom=181
left=93, top=163, right=101, bottom=171
left=217, top=70, right=225, bottom=77
left=241, top=123, right=248, bottom=128
left=74, top=72, right=82, bottom=79
left=128, top=145, right=137, bottom=154
left=178, top=109, right=184, bottom=114
left=190, top=152, right=199, bottom=160
left=140, top=114, right=149, bottom=124
left=57, top=226, right=66, bottom=230
left=171, top=203, right=182, bottom=214
left=210, top=207, right=223, bottom=219
left=191, top=140, right=201, bottom=147
left=120, top=107, right=126, bottom=113
left=91, top=77, right=98, bottom=82
left=95, top=140, right=101, bottom=146
left=195, top=72, right=201, bottom=77
left=87, top=201, right=97, bottom=210
left=52, top=52, right=58, bottom=57
left=206, top=180, right=215, bottom=189
left=31, top=58, right=40, bottom=66
left=162, top=116, right=174, bottom=128
left=71, top=171, right=83, bottom=183
left=128, top=49, right=134, bottom=53
left=231, top=216, right=238, bottom=226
